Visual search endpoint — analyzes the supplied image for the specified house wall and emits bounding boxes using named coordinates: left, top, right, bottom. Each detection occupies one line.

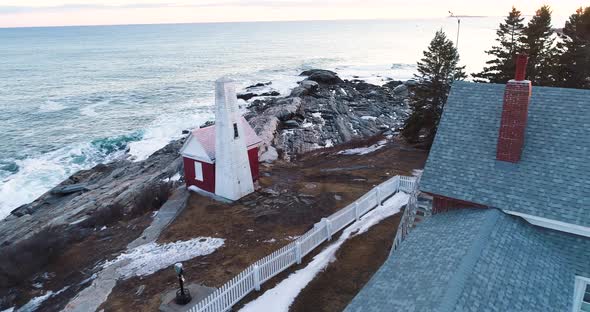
left=183, top=147, right=258, bottom=194
left=430, top=193, right=487, bottom=214
left=248, top=147, right=259, bottom=181
left=183, top=157, right=215, bottom=193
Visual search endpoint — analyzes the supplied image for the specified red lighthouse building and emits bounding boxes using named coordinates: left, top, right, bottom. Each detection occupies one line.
left=180, top=116, right=261, bottom=194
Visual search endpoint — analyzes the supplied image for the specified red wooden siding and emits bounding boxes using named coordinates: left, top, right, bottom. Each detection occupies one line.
left=183, top=157, right=215, bottom=193
left=183, top=147, right=259, bottom=194
left=429, top=193, right=487, bottom=214
left=248, top=147, right=260, bottom=181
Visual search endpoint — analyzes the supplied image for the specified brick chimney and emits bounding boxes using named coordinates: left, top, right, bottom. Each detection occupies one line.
left=496, top=54, right=532, bottom=163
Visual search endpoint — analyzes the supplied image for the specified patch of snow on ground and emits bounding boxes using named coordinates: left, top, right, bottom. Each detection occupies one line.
left=311, top=112, right=322, bottom=118
left=360, top=116, right=377, bottom=121
left=301, top=120, right=313, bottom=128
left=325, top=140, right=334, bottom=148
left=1, top=307, right=14, bottom=312
left=16, top=286, right=69, bottom=312
left=103, top=237, right=224, bottom=279
left=163, top=173, right=181, bottom=183
left=338, top=140, right=387, bottom=156
left=239, top=192, right=409, bottom=312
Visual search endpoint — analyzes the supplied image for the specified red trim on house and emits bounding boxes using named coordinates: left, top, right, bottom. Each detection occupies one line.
left=426, top=193, right=487, bottom=214
left=183, top=157, right=216, bottom=193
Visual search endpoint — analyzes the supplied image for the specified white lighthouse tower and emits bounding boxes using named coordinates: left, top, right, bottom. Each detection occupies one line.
left=214, top=77, right=255, bottom=200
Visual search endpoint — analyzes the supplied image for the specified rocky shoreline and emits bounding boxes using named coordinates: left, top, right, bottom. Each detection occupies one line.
left=0, top=69, right=414, bottom=310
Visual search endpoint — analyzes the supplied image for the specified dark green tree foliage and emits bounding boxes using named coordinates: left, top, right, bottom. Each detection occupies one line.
left=521, top=5, right=560, bottom=86
left=403, top=30, right=466, bottom=145
left=557, top=7, right=590, bottom=89
left=473, top=7, right=525, bottom=83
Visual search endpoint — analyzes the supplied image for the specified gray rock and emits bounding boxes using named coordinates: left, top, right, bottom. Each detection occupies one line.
left=404, top=79, right=418, bottom=86
left=393, top=84, right=408, bottom=95
left=299, top=69, right=343, bottom=84
left=283, top=120, right=300, bottom=128
left=300, top=80, right=319, bottom=91
left=50, top=183, right=89, bottom=195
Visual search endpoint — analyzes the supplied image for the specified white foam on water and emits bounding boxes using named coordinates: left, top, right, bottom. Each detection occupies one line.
left=128, top=98, right=214, bottom=162
left=0, top=141, right=129, bottom=220
left=333, top=63, right=417, bottom=85
left=38, top=100, right=67, bottom=113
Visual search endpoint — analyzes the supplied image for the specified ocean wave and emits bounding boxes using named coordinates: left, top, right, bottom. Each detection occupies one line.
left=0, top=132, right=144, bottom=220
left=38, top=100, right=67, bottom=113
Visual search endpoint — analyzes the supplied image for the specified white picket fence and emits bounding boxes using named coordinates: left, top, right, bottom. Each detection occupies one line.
left=188, top=175, right=417, bottom=312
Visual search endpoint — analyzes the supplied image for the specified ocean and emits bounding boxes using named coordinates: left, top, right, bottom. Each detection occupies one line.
left=0, top=17, right=505, bottom=219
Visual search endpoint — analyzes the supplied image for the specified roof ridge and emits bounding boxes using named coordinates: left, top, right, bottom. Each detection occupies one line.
left=439, top=209, right=502, bottom=312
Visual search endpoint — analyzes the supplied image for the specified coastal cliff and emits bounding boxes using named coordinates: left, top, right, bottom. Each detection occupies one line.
left=0, top=70, right=413, bottom=310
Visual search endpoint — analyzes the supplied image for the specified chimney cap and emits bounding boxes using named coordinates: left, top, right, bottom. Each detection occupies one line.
left=514, top=53, right=529, bottom=81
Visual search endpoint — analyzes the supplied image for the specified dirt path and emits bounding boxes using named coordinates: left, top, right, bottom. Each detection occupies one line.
left=100, top=139, right=427, bottom=311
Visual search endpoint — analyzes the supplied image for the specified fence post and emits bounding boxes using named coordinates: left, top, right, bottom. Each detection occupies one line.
left=253, top=264, right=261, bottom=291
left=295, top=241, right=302, bottom=264
left=322, top=218, right=332, bottom=241
left=354, top=202, right=360, bottom=221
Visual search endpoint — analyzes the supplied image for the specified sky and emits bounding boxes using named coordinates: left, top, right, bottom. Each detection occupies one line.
left=0, top=0, right=586, bottom=28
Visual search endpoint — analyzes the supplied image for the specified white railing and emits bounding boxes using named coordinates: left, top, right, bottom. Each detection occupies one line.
left=390, top=173, right=422, bottom=255
left=188, top=175, right=417, bottom=312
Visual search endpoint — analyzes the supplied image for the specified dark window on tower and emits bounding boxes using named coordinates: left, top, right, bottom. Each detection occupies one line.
left=233, top=123, right=239, bottom=138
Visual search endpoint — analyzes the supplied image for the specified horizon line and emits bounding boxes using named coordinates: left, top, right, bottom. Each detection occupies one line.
left=0, top=15, right=499, bottom=30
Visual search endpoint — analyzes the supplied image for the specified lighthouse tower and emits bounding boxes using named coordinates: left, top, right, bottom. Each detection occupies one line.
left=214, top=77, right=255, bottom=200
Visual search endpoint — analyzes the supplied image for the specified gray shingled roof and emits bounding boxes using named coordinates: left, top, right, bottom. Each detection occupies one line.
left=419, top=82, right=590, bottom=227
left=345, top=209, right=590, bottom=312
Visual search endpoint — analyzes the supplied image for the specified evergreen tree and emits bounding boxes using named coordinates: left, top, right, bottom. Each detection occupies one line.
left=521, top=5, right=559, bottom=86
left=403, top=30, right=466, bottom=145
left=557, top=7, right=590, bottom=89
left=473, top=7, right=525, bottom=83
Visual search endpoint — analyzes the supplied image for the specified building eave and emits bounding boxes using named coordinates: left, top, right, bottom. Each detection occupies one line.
left=503, top=209, right=590, bottom=238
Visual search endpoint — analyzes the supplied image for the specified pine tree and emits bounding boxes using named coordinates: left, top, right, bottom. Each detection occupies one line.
left=403, top=30, right=466, bottom=145
left=557, top=7, right=590, bottom=89
left=473, top=7, right=525, bottom=83
left=521, top=5, right=559, bottom=86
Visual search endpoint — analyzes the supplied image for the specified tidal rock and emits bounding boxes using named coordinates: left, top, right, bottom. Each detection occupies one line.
left=246, top=81, right=272, bottom=89
left=238, top=93, right=257, bottom=101
left=299, top=69, right=343, bottom=84
left=249, top=70, right=410, bottom=160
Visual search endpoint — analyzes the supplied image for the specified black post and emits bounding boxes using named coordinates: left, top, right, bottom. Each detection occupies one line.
left=174, top=263, right=192, bottom=305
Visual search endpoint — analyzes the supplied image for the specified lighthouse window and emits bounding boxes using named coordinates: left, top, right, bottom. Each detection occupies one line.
left=233, top=123, right=239, bottom=138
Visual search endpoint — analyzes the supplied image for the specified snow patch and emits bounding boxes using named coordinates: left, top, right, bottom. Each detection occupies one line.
left=338, top=140, right=387, bottom=156
left=103, top=237, right=224, bottom=279
left=239, top=192, right=409, bottom=312
left=360, top=116, right=377, bottom=121
left=162, top=173, right=181, bottom=183
left=16, top=286, right=69, bottom=312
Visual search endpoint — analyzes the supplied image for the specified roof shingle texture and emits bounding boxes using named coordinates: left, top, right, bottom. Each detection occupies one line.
left=419, top=82, right=590, bottom=227
left=344, top=209, right=590, bottom=312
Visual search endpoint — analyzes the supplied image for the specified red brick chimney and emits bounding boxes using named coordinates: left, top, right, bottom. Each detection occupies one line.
left=496, top=54, right=532, bottom=163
